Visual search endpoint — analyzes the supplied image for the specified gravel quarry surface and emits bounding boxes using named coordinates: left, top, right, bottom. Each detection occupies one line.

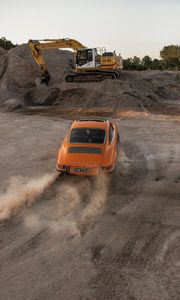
left=0, top=109, right=179, bottom=300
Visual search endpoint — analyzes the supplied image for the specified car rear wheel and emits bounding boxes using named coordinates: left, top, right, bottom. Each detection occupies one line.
left=117, top=133, right=120, bottom=144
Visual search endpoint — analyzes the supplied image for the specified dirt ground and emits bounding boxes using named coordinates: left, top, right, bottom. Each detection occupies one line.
left=0, top=108, right=180, bottom=300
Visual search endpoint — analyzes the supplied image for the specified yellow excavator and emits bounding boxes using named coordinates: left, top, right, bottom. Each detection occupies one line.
left=28, top=38, right=123, bottom=85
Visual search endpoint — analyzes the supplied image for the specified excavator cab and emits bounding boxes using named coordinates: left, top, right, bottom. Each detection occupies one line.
left=76, top=48, right=95, bottom=68
left=75, top=48, right=121, bottom=71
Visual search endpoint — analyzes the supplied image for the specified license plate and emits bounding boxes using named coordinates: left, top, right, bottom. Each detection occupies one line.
left=74, top=167, right=90, bottom=173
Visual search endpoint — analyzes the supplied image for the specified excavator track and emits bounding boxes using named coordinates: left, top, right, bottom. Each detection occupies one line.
left=65, top=71, right=120, bottom=83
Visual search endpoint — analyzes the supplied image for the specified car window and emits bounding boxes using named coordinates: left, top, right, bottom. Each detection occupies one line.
left=109, top=124, right=114, bottom=144
left=70, top=128, right=106, bottom=144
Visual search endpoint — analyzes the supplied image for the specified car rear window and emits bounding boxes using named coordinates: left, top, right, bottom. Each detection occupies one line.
left=70, top=128, right=106, bottom=144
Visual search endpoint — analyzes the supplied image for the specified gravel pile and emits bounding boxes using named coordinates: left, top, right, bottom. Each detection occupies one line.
left=0, top=45, right=180, bottom=112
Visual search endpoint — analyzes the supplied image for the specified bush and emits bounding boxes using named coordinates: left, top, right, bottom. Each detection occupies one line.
left=0, top=37, right=17, bottom=50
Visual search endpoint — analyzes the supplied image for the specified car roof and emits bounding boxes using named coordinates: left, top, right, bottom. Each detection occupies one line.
left=71, top=119, right=109, bottom=130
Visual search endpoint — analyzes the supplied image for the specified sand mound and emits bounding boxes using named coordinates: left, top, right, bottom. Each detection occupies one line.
left=0, top=45, right=180, bottom=112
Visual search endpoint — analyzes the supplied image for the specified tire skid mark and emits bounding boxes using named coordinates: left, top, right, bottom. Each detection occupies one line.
left=89, top=219, right=179, bottom=299
left=155, top=230, right=180, bottom=263
left=8, top=228, right=47, bottom=258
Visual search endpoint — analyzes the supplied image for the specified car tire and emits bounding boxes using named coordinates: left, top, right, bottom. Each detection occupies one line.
left=117, top=133, right=120, bottom=144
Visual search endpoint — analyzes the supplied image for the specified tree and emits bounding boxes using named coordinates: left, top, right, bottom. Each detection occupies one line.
left=151, top=59, right=160, bottom=70
left=0, top=37, right=16, bottom=50
left=123, top=44, right=180, bottom=71
left=132, top=56, right=141, bottom=70
left=160, top=45, right=180, bottom=60
left=122, top=58, right=133, bottom=70
left=160, top=45, right=180, bottom=70
left=123, top=56, right=142, bottom=70
left=142, top=55, right=152, bottom=70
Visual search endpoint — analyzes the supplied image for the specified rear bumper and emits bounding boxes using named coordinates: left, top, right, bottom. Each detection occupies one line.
left=69, top=166, right=100, bottom=176
left=56, top=165, right=114, bottom=176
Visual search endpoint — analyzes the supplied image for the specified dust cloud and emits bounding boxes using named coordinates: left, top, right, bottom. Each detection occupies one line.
left=23, top=212, right=41, bottom=229
left=75, top=152, right=130, bottom=233
left=0, top=173, right=58, bottom=221
left=56, top=183, right=81, bottom=216
left=118, top=149, right=131, bottom=172
left=1, top=150, right=128, bottom=229
left=78, top=174, right=109, bottom=232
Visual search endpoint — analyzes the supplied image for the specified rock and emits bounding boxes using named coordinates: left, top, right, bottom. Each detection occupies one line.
left=22, top=87, right=60, bottom=106
left=0, top=44, right=73, bottom=108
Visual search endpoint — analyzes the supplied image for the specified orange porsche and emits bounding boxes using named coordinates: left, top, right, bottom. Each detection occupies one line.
left=56, top=119, right=120, bottom=176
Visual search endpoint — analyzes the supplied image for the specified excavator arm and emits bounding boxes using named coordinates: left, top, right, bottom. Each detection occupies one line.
left=28, top=38, right=86, bottom=85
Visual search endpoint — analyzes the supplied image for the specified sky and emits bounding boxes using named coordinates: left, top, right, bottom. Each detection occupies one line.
left=1, top=0, right=180, bottom=59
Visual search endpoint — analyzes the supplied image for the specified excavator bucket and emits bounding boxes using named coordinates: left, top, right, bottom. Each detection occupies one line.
left=35, top=71, right=51, bottom=88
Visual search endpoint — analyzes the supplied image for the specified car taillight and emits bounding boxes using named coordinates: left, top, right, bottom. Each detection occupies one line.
left=57, top=164, right=65, bottom=169
left=101, top=166, right=112, bottom=171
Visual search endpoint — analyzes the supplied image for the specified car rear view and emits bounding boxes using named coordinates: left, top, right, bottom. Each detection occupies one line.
left=56, top=119, right=118, bottom=176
